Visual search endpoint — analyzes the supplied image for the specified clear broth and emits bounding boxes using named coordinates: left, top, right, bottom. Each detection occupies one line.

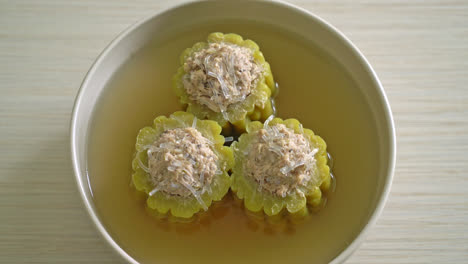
left=88, top=20, right=380, bottom=264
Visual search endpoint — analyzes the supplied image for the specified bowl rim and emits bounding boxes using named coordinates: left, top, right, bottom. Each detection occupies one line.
left=70, top=0, right=396, bottom=263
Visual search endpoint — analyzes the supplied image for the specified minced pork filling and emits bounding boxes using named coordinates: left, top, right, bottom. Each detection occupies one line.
left=183, top=42, right=263, bottom=113
left=147, top=127, right=218, bottom=202
left=244, top=123, right=319, bottom=197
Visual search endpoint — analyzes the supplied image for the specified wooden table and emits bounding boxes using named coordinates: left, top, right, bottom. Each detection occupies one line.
left=1, top=0, right=467, bottom=263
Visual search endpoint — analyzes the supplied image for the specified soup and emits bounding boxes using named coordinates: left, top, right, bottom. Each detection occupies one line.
left=87, top=20, right=379, bottom=264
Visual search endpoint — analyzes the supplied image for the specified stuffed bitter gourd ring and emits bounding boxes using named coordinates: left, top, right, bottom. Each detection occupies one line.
left=231, top=116, right=331, bottom=216
left=131, top=111, right=233, bottom=218
left=173, top=32, right=275, bottom=133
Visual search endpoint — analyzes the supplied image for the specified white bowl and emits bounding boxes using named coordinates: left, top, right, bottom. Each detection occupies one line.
left=70, top=1, right=396, bottom=263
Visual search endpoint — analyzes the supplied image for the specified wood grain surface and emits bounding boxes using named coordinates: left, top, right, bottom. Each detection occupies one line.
left=1, top=0, right=467, bottom=263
